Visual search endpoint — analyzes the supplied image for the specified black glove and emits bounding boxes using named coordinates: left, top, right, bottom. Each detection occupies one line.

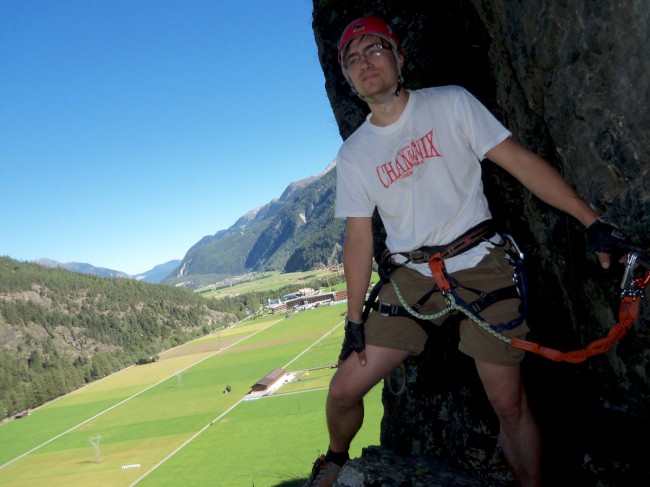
left=339, top=318, right=366, bottom=361
left=586, top=218, right=633, bottom=256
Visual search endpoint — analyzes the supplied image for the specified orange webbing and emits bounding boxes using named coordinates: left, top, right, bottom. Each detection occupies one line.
left=428, top=253, right=451, bottom=292
left=640, top=271, right=650, bottom=290
left=510, top=296, right=641, bottom=363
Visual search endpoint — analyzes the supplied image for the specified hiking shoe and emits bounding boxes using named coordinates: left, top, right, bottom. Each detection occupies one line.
left=304, top=454, right=341, bottom=487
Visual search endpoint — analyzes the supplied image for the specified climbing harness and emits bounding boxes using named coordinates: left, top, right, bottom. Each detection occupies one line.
left=372, top=225, right=528, bottom=334
left=375, top=243, right=650, bottom=366
left=375, top=225, right=528, bottom=394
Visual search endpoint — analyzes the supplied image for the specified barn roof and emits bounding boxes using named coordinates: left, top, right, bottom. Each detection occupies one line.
left=252, top=368, right=285, bottom=388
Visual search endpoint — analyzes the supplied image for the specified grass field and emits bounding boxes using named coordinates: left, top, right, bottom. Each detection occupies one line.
left=196, top=269, right=342, bottom=298
left=0, top=305, right=384, bottom=486
left=195, top=269, right=380, bottom=299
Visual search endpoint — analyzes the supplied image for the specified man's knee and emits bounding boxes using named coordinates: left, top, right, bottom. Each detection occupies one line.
left=476, top=361, right=527, bottom=422
left=327, top=366, right=369, bottom=408
left=487, top=387, right=532, bottom=428
left=328, top=377, right=362, bottom=408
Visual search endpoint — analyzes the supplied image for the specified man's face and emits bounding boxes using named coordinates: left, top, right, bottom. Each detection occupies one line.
left=343, top=35, right=401, bottom=101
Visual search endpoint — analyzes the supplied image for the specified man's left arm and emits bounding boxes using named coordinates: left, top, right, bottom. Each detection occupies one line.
left=486, top=137, right=627, bottom=268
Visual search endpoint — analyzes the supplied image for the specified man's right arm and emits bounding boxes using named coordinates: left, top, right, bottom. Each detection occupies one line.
left=343, top=216, right=374, bottom=322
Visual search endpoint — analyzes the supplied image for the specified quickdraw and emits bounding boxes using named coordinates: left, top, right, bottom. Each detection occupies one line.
left=417, top=249, right=650, bottom=364
left=510, top=250, right=650, bottom=363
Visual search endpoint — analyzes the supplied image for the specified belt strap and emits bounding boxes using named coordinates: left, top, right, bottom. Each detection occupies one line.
left=400, top=219, right=496, bottom=264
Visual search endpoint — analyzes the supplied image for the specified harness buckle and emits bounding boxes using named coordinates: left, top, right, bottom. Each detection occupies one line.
left=620, top=251, right=650, bottom=298
left=377, top=302, right=392, bottom=317
left=407, top=250, right=429, bottom=264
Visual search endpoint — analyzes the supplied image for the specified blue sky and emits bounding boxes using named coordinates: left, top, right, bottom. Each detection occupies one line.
left=1, top=0, right=344, bottom=275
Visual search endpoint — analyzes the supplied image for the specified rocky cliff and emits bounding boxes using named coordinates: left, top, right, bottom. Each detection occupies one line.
left=311, top=1, right=649, bottom=485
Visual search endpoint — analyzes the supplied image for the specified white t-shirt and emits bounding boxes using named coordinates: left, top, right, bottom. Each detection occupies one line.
left=335, top=86, right=511, bottom=274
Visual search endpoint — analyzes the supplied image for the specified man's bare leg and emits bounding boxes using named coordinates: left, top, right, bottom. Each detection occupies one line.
left=476, top=360, right=542, bottom=487
left=326, top=344, right=411, bottom=453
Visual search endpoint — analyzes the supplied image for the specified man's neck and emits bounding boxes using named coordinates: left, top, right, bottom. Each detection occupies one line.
left=367, top=90, right=409, bottom=127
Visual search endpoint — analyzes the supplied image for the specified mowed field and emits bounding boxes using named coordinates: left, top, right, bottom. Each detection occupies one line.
left=0, top=305, right=384, bottom=486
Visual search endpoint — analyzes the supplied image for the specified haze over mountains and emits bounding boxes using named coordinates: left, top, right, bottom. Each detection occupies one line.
left=30, top=162, right=343, bottom=287
left=32, top=258, right=181, bottom=283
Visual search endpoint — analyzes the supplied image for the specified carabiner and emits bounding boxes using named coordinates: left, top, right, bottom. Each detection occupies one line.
left=620, top=251, right=650, bottom=298
left=503, top=233, right=525, bottom=262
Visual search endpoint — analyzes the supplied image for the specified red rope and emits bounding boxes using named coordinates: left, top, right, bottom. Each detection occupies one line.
left=511, top=289, right=645, bottom=364
left=430, top=250, right=649, bottom=364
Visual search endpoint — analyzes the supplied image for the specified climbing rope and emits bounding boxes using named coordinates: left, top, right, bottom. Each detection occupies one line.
left=390, top=250, right=650, bottom=364
left=385, top=362, right=407, bottom=396
left=391, top=278, right=508, bottom=342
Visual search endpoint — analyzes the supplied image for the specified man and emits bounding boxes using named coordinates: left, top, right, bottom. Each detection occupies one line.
left=305, top=15, right=628, bottom=487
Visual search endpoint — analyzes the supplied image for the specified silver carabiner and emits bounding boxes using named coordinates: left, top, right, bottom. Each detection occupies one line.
left=502, top=233, right=525, bottom=262
left=620, top=251, right=650, bottom=298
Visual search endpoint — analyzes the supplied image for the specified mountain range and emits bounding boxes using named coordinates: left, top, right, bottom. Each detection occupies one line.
left=33, top=162, right=345, bottom=287
left=33, top=258, right=182, bottom=283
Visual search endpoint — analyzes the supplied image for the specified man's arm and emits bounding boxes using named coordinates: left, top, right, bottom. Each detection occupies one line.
left=486, top=137, right=618, bottom=268
left=341, top=216, right=374, bottom=366
left=486, top=138, right=599, bottom=226
left=343, top=216, right=374, bottom=322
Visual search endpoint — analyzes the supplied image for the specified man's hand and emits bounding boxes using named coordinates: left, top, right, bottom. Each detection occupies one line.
left=586, top=218, right=634, bottom=269
left=339, top=318, right=367, bottom=366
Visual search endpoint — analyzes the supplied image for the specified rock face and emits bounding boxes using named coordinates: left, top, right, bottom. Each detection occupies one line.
left=312, top=1, right=649, bottom=485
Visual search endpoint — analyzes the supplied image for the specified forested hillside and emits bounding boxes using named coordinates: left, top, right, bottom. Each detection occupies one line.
left=0, top=257, right=347, bottom=420
left=0, top=257, right=238, bottom=419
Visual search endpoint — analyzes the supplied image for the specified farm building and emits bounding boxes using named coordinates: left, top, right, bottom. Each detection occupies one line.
left=267, top=289, right=349, bottom=315
left=14, top=409, right=30, bottom=419
left=251, top=368, right=286, bottom=392
left=268, top=301, right=287, bottom=314
left=284, top=290, right=348, bottom=311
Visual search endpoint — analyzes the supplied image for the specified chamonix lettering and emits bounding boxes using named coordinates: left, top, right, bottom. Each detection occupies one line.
left=376, top=129, right=442, bottom=188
